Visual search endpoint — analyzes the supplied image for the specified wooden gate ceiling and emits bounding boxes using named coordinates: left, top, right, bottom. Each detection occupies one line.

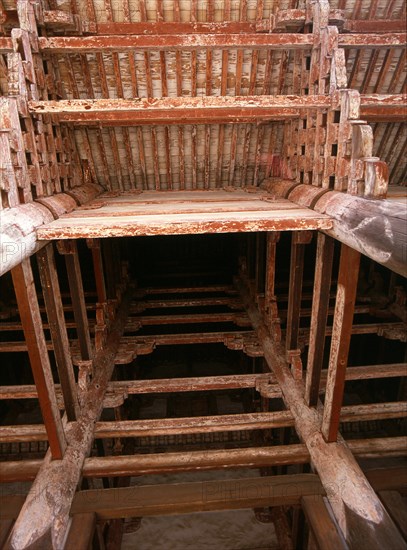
left=1, top=0, right=405, bottom=193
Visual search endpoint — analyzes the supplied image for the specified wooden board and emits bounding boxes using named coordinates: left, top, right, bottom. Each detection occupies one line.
left=37, top=190, right=332, bottom=239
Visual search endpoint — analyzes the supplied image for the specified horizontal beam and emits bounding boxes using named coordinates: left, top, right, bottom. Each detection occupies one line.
left=27, top=95, right=406, bottom=126
left=0, top=363, right=404, bottom=405
left=38, top=33, right=315, bottom=52
left=1, top=321, right=404, bottom=353
left=1, top=32, right=404, bottom=55
left=1, top=402, right=405, bottom=443
left=3, top=467, right=405, bottom=521
left=343, top=19, right=407, bottom=33
left=28, top=96, right=331, bottom=125
left=2, top=437, right=406, bottom=483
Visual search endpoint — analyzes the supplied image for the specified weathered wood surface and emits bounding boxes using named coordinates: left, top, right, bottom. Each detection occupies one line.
left=8, top=289, right=132, bottom=549
left=11, top=259, right=67, bottom=459
left=1, top=437, right=405, bottom=483
left=238, top=278, right=406, bottom=550
left=1, top=363, right=404, bottom=404
left=37, top=245, right=79, bottom=421
left=1, top=403, right=405, bottom=443
left=265, top=181, right=407, bottom=277
left=64, top=513, right=96, bottom=550
left=0, top=33, right=403, bottom=55
left=302, top=496, right=347, bottom=550
left=322, top=244, right=361, bottom=442
left=36, top=191, right=332, bottom=239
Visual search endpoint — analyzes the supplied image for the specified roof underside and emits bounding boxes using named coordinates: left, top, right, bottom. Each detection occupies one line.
left=1, top=0, right=404, bottom=192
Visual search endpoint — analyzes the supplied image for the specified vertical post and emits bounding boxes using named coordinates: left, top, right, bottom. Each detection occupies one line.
left=64, top=513, right=96, bottom=550
left=265, top=232, right=281, bottom=340
left=321, top=244, right=360, bottom=442
left=88, top=239, right=107, bottom=304
left=305, top=233, right=335, bottom=406
left=11, top=259, right=66, bottom=459
left=286, top=231, right=312, bottom=377
left=37, top=244, right=79, bottom=421
left=255, top=232, right=266, bottom=306
left=58, top=240, right=93, bottom=361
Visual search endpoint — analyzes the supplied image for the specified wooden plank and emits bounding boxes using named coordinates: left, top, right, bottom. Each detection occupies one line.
left=70, top=474, right=324, bottom=519
left=305, top=233, right=335, bottom=406
left=11, top=259, right=66, bottom=459
left=36, top=195, right=332, bottom=239
left=37, top=245, right=79, bottom=421
left=302, top=496, right=347, bottom=550
left=322, top=245, right=361, bottom=442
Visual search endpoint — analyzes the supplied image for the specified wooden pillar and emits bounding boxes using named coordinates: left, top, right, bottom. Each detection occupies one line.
left=64, top=513, right=96, bottom=550
left=58, top=240, right=93, bottom=361
left=302, top=495, right=347, bottom=550
left=305, top=233, right=335, bottom=406
left=237, top=278, right=406, bottom=550
left=264, top=232, right=281, bottom=340
left=88, top=239, right=107, bottom=304
left=11, top=259, right=66, bottom=459
left=321, top=244, right=361, bottom=442
left=286, top=231, right=312, bottom=378
left=8, top=290, right=132, bottom=550
left=37, top=244, right=79, bottom=421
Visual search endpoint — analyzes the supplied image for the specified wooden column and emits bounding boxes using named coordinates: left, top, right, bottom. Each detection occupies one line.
left=265, top=232, right=281, bottom=340
left=88, top=239, right=107, bottom=304
left=9, top=289, right=132, bottom=549
left=305, top=233, right=335, bottom=406
left=237, top=278, right=405, bottom=550
left=37, top=245, right=79, bottom=421
left=286, top=231, right=312, bottom=378
left=11, top=259, right=66, bottom=459
left=64, top=513, right=96, bottom=550
left=321, top=244, right=361, bottom=442
left=58, top=240, right=93, bottom=361
left=302, top=495, right=347, bottom=550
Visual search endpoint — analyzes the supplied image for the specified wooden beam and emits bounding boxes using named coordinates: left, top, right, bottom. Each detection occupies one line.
left=343, top=19, right=407, bottom=33
left=237, top=278, right=406, bottom=549
left=11, top=259, right=66, bottom=459
left=266, top=180, right=407, bottom=278
left=37, top=245, right=79, bottom=421
left=379, top=491, right=407, bottom=541
left=339, top=33, right=406, bottom=48
left=302, top=496, right=347, bottom=550
left=8, top=290, right=132, bottom=549
left=322, top=245, right=361, bottom=442
left=69, top=474, right=324, bottom=519
left=286, top=232, right=312, bottom=377
left=37, top=33, right=315, bottom=53
left=305, top=233, right=335, bottom=406
left=95, top=21, right=258, bottom=35
left=1, top=437, right=405, bottom=483
left=2, top=402, right=405, bottom=443
left=28, top=96, right=331, bottom=125
left=0, top=32, right=405, bottom=55
left=64, top=513, right=96, bottom=550
left=58, top=241, right=93, bottom=361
